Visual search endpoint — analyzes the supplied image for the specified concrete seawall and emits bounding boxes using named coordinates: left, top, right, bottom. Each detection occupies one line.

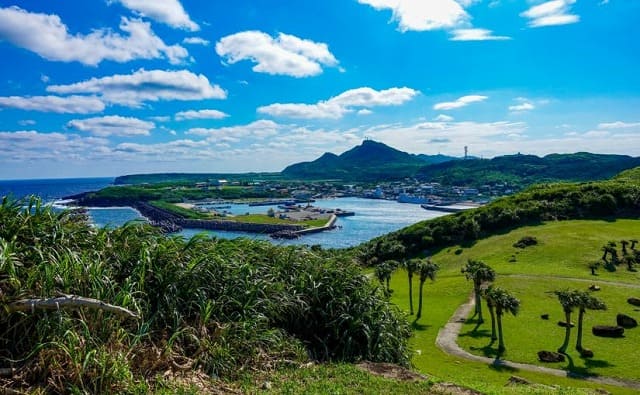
left=134, top=202, right=306, bottom=234
left=294, top=214, right=337, bottom=235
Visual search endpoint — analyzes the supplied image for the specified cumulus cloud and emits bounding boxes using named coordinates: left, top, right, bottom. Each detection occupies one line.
left=47, top=69, right=226, bottom=107
left=111, top=0, right=199, bottom=31
left=434, top=114, right=454, bottom=122
left=358, top=0, right=469, bottom=32
left=183, top=37, right=210, bottom=45
left=597, top=121, right=640, bottom=129
left=520, top=0, right=579, bottom=28
left=0, top=130, right=110, bottom=162
left=258, top=87, right=419, bottom=119
left=433, top=95, right=488, bottom=110
left=175, top=109, right=229, bottom=120
left=67, top=115, right=155, bottom=137
left=0, top=95, right=105, bottom=113
left=0, top=6, right=188, bottom=65
left=187, top=120, right=281, bottom=141
left=450, top=28, right=511, bottom=41
left=215, top=31, right=338, bottom=77
left=508, top=98, right=535, bottom=112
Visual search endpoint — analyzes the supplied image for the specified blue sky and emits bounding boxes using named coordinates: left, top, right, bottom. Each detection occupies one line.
left=0, top=0, right=638, bottom=179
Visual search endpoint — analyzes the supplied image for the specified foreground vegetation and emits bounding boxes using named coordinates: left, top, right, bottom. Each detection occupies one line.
left=0, top=197, right=409, bottom=393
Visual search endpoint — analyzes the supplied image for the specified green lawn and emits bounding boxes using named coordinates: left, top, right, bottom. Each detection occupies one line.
left=230, top=213, right=329, bottom=228
left=382, top=219, right=640, bottom=394
left=457, top=276, right=640, bottom=381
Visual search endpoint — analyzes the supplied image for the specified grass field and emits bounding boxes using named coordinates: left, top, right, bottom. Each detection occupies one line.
left=383, top=219, right=640, bottom=394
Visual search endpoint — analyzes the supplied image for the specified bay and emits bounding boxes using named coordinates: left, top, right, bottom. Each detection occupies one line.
left=0, top=178, right=447, bottom=248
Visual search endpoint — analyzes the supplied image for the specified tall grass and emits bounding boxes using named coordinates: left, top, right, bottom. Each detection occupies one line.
left=0, top=196, right=410, bottom=393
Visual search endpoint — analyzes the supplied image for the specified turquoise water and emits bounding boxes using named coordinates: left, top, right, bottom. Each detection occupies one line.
left=178, top=198, right=446, bottom=248
left=0, top=178, right=447, bottom=248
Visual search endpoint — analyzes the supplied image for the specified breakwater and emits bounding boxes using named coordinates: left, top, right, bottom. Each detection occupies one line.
left=134, top=202, right=304, bottom=234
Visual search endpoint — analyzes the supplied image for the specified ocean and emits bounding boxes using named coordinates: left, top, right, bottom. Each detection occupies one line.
left=0, top=178, right=446, bottom=248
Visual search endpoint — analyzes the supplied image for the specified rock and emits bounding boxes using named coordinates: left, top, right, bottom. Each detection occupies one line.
left=261, top=381, right=272, bottom=390
left=616, top=313, right=637, bottom=328
left=580, top=349, right=594, bottom=358
left=592, top=325, right=625, bottom=338
left=506, top=376, right=532, bottom=386
left=628, top=297, right=640, bottom=307
left=537, top=350, right=565, bottom=363
left=589, top=284, right=601, bottom=291
left=540, top=314, right=549, bottom=320
left=558, top=321, right=575, bottom=328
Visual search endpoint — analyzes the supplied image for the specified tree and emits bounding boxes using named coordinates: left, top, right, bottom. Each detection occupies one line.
left=621, top=240, right=629, bottom=255
left=574, top=291, right=606, bottom=354
left=374, top=261, right=394, bottom=296
left=267, top=208, right=275, bottom=217
left=416, top=259, right=439, bottom=320
left=461, top=259, right=496, bottom=324
left=555, top=290, right=582, bottom=353
left=588, top=261, right=600, bottom=276
left=486, top=287, right=520, bottom=353
left=404, top=258, right=420, bottom=315
left=483, top=286, right=498, bottom=342
left=630, top=239, right=638, bottom=250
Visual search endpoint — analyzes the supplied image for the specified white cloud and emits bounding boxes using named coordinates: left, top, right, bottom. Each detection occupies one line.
left=258, top=87, right=419, bottom=119
left=597, top=121, right=640, bottom=129
left=47, top=69, right=226, bottom=107
left=183, top=37, right=210, bottom=45
left=111, top=0, right=199, bottom=31
left=67, top=116, right=155, bottom=137
left=187, top=120, right=280, bottom=141
left=215, top=31, right=338, bottom=77
left=450, top=28, right=510, bottom=41
left=0, top=95, right=105, bottom=113
left=434, top=114, right=454, bottom=122
left=520, top=0, right=579, bottom=28
left=0, top=6, right=188, bottom=65
left=358, top=109, right=373, bottom=116
left=358, top=0, right=470, bottom=32
left=18, top=120, right=36, bottom=126
left=175, top=109, right=229, bottom=120
left=508, top=98, right=535, bottom=112
left=433, top=95, right=488, bottom=110
left=0, top=130, right=110, bottom=162
left=148, top=116, right=171, bottom=122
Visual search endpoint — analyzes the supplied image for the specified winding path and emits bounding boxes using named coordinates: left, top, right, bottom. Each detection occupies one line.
left=435, top=275, right=640, bottom=391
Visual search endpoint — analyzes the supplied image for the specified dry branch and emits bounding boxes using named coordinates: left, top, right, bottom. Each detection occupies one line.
left=5, top=295, right=139, bottom=319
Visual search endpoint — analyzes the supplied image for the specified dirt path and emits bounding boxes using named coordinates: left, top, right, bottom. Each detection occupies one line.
left=435, top=275, right=640, bottom=391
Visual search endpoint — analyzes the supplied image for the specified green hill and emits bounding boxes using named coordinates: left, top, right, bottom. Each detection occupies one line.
left=282, top=140, right=429, bottom=180
left=359, top=166, right=640, bottom=264
left=416, top=152, right=640, bottom=188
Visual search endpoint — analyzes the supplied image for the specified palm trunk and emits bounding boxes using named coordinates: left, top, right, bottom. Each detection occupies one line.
left=558, top=311, right=572, bottom=353
left=474, top=281, right=483, bottom=323
left=488, top=302, right=497, bottom=341
left=408, top=273, right=414, bottom=315
left=576, top=308, right=585, bottom=351
left=416, top=281, right=425, bottom=319
left=497, top=310, right=505, bottom=353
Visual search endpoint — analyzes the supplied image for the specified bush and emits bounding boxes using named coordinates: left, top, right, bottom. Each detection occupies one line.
left=513, top=236, right=538, bottom=249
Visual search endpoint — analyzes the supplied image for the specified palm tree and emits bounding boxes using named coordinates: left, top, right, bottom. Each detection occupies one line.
left=574, top=291, right=606, bottom=353
left=404, top=258, right=420, bottom=315
left=621, top=240, right=629, bottom=255
left=462, top=260, right=496, bottom=323
left=416, top=259, right=439, bottom=320
left=483, top=286, right=498, bottom=342
left=374, top=262, right=394, bottom=295
left=487, top=287, right=520, bottom=353
left=555, top=290, right=581, bottom=353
